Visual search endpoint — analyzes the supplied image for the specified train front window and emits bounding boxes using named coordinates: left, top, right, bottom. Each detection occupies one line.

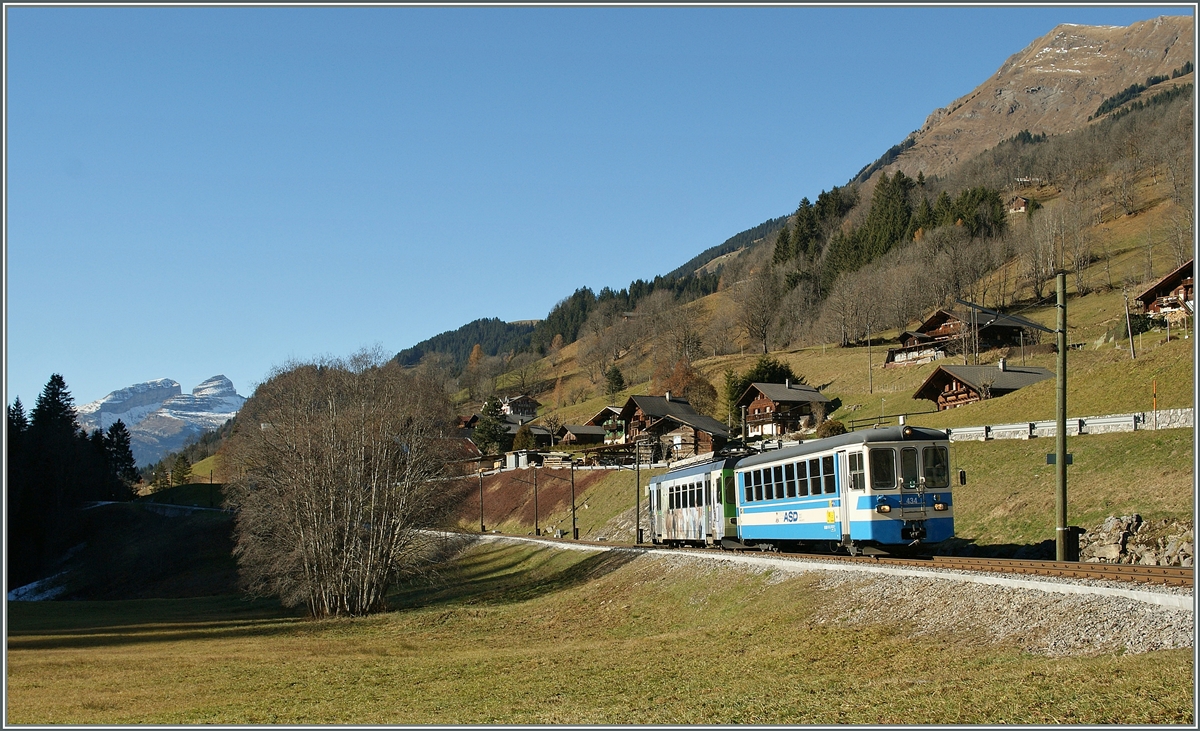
left=901, top=447, right=919, bottom=489
left=870, top=448, right=896, bottom=490
left=848, top=452, right=865, bottom=490
left=923, top=447, right=950, bottom=489
left=726, top=475, right=736, bottom=504
left=822, top=455, right=836, bottom=493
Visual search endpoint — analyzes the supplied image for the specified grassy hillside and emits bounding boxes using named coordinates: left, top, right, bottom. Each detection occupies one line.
left=7, top=541, right=1191, bottom=724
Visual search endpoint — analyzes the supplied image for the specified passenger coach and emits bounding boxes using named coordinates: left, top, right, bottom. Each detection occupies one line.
left=730, top=426, right=956, bottom=553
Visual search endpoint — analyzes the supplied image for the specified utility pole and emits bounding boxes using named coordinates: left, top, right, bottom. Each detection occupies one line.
left=534, top=466, right=539, bottom=536
left=634, top=440, right=641, bottom=544
left=1055, top=272, right=1069, bottom=562
left=1123, top=287, right=1137, bottom=359
left=867, top=320, right=873, bottom=394
left=479, top=470, right=485, bottom=533
left=571, top=459, right=577, bottom=540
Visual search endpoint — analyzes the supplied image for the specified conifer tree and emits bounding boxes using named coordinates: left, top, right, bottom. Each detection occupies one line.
left=171, top=453, right=192, bottom=486
left=105, top=420, right=139, bottom=494
left=512, top=423, right=537, bottom=451
left=472, top=396, right=508, bottom=455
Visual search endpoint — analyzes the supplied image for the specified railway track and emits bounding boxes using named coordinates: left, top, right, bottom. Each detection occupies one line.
left=722, top=549, right=1195, bottom=588
left=496, top=534, right=1195, bottom=588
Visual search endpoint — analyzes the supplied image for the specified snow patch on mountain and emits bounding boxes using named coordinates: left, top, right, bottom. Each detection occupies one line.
left=75, top=376, right=246, bottom=466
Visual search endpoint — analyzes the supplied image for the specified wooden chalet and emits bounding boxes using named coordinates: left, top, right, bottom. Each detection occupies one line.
left=1136, top=259, right=1194, bottom=321
left=617, top=393, right=729, bottom=461
left=885, top=308, right=1038, bottom=367
left=556, top=424, right=606, bottom=446
left=584, top=406, right=624, bottom=444
left=500, top=394, right=541, bottom=418
left=734, top=380, right=832, bottom=437
left=913, top=360, right=1053, bottom=411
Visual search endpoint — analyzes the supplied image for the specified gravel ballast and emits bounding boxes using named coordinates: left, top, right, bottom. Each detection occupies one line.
left=478, top=535, right=1195, bottom=657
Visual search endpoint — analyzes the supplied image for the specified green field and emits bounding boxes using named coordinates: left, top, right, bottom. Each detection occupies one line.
left=6, top=541, right=1193, bottom=725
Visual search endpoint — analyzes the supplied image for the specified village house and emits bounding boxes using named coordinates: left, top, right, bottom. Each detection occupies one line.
left=555, top=424, right=606, bottom=446
left=912, top=360, right=1053, bottom=411
left=616, top=393, right=729, bottom=461
left=583, top=406, right=624, bottom=444
left=733, top=380, right=832, bottom=438
left=885, top=308, right=1040, bottom=367
left=1008, top=196, right=1028, bottom=214
left=1136, top=259, right=1194, bottom=321
left=499, top=394, right=541, bottom=418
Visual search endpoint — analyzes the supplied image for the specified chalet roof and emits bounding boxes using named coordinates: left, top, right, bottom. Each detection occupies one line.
left=1136, top=259, right=1194, bottom=305
left=585, top=406, right=621, bottom=427
left=617, top=394, right=728, bottom=439
left=618, top=394, right=695, bottom=422
left=735, top=382, right=831, bottom=409
left=501, top=394, right=541, bottom=407
left=504, top=422, right=551, bottom=435
left=913, top=364, right=1053, bottom=402
left=917, top=308, right=1039, bottom=335
left=557, top=424, right=607, bottom=437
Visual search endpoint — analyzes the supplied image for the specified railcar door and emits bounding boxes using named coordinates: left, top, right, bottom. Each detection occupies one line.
left=836, top=450, right=852, bottom=545
left=899, top=446, right=927, bottom=519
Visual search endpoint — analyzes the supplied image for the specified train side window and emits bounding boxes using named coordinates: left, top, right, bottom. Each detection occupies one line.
left=822, top=455, right=836, bottom=493
left=773, top=466, right=784, bottom=500
left=870, top=448, right=896, bottom=490
left=725, top=475, right=736, bottom=504
left=668, top=485, right=675, bottom=510
left=923, top=447, right=950, bottom=488
left=753, top=470, right=764, bottom=502
left=796, top=461, right=809, bottom=496
left=743, top=474, right=753, bottom=503
left=848, top=452, right=865, bottom=490
left=784, top=463, right=796, bottom=498
left=689, top=483, right=697, bottom=508
left=808, top=458, right=821, bottom=495
left=764, top=469, right=774, bottom=500
left=900, top=448, right=919, bottom=489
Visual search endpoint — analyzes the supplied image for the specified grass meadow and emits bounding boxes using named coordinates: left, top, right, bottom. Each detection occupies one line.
left=6, top=541, right=1193, bottom=725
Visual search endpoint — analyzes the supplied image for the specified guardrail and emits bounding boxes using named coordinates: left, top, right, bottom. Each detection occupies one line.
left=945, top=407, right=1192, bottom=442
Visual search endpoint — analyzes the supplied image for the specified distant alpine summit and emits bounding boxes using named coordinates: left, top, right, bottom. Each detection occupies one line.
left=76, top=376, right=246, bottom=466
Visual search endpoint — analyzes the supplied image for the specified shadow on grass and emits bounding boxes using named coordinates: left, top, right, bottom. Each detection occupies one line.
left=388, top=542, right=640, bottom=611
left=6, top=595, right=304, bottom=651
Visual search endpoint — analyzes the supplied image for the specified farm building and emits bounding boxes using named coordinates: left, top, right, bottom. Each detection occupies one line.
left=556, top=424, right=606, bottom=446
left=616, top=393, right=729, bottom=461
left=733, top=381, right=832, bottom=437
left=1136, top=259, right=1194, bottom=321
left=885, top=308, right=1041, bottom=367
left=912, top=360, right=1053, bottom=410
left=500, top=394, right=541, bottom=418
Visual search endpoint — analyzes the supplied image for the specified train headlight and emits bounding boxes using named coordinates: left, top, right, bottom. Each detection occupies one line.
left=901, top=425, right=914, bottom=439
left=876, top=504, right=892, bottom=514
left=933, top=502, right=948, bottom=511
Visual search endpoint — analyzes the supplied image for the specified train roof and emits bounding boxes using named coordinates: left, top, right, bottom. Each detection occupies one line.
left=647, top=456, right=740, bottom=484
left=735, top=426, right=949, bottom=470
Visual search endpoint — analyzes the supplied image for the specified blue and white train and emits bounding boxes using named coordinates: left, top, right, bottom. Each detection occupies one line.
left=647, top=426, right=958, bottom=554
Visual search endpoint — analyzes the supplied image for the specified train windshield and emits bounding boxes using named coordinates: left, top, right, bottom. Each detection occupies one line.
left=869, top=448, right=896, bottom=490
left=923, top=446, right=950, bottom=488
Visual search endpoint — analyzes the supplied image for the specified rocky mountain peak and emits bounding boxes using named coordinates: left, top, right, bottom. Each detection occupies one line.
left=884, top=15, right=1194, bottom=181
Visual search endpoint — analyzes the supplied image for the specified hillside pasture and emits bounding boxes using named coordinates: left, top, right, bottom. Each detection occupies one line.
left=6, top=541, right=1192, bottom=725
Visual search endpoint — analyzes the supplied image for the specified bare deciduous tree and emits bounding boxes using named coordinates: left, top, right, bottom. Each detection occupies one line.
left=224, top=350, right=464, bottom=618
left=735, top=268, right=781, bottom=353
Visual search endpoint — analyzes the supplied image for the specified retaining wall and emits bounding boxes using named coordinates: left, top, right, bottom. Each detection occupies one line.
left=946, top=407, right=1193, bottom=442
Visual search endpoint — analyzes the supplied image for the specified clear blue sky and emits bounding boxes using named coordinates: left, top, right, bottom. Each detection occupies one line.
left=5, top=4, right=1191, bottom=407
